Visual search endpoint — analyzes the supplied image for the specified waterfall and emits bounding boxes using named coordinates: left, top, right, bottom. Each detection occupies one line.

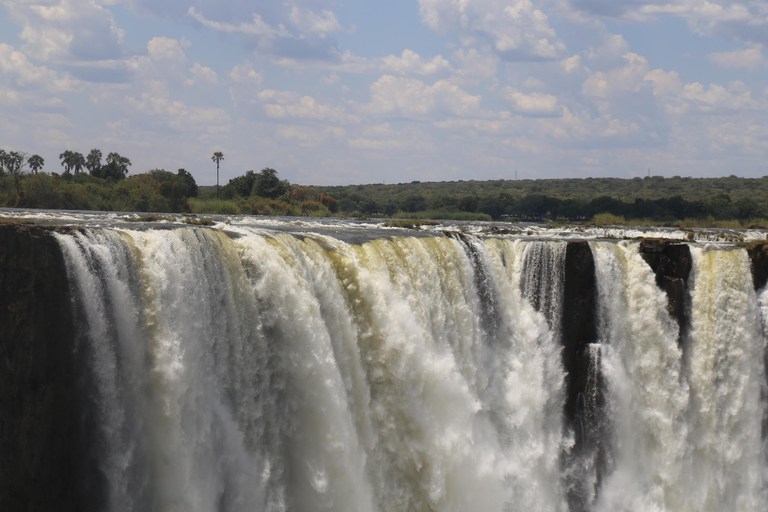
left=50, top=227, right=768, bottom=511
left=591, top=241, right=689, bottom=511
left=684, top=246, right=766, bottom=511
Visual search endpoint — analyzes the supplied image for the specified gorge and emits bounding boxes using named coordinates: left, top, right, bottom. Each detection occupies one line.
left=2, top=215, right=768, bottom=512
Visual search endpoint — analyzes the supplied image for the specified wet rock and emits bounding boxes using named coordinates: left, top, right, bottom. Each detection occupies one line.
left=0, top=223, right=95, bottom=511
left=639, top=239, right=692, bottom=337
left=561, top=241, right=605, bottom=511
left=745, top=242, right=768, bottom=291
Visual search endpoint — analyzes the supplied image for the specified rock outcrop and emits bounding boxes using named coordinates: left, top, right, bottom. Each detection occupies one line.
left=638, top=239, right=692, bottom=339
left=0, top=223, right=96, bottom=512
left=561, top=241, right=605, bottom=511
left=745, top=242, right=768, bottom=291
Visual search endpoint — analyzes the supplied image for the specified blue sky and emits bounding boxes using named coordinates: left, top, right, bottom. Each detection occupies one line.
left=1, top=0, right=767, bottom=186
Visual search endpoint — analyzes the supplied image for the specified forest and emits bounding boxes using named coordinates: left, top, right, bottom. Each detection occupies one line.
left=2, top=147, right=768, bottom=227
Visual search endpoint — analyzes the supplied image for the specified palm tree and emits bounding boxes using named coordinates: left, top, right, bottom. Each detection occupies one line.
left=72, top=152, right=86, bottom=174
left=28, top=154, right=44, bottom=174
left=211, top=151, right=224, bottom=198
left=59, top=150, right=75, bottom=174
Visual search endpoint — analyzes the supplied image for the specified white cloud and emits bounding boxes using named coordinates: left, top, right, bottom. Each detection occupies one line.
left=418, top=0, right=566, bottom=61
left=186, top=63, right=219, bottom=87
left=681, top=81, right=761, bottom=113
left=123, top=81, right=231, bottom=132
left=561, top=54, right=586, bottom=73
left=5, top=0, right=128, bottom=63
left=708, top=48, right=765, bottom=71
left=288, top=6, right=342, bottom=36
left=503, top=88, right=561, bottom=116
left=0, top=43, right=77, bottom=92
left=644, top=69, right=684, bottom=96
left=380, top=49, right=454, bottom=77
left=566, top=0, right=768, bottom=45
left=187, top=7, right=286, bottom=37
left=228, top=62, right=264, bottom=105
left=361, top=75, right=485, bottom=119
left=582, top=52, right=650, bottom=98
left=452, top=48, right=500, bottom=84
left=264, top=95, right=360, bottom=124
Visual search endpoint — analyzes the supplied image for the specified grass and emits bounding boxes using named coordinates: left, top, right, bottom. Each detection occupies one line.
left=592, top=212, right=626, bottom=226
left=189, top=198, right=241, bottom=215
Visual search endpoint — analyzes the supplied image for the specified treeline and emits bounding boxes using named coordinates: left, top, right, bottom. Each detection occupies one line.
left=316, top=175, right=768, bottom=222
left=0, top=147, right=338, bottom=216
left=4, top=145, right=768, bottom=224
left=207, top=168, right=338, bottom=217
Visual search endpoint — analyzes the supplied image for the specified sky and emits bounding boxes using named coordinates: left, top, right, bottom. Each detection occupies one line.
left=1, top=0, right=767, bottom=186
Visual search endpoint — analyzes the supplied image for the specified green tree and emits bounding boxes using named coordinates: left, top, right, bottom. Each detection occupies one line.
left=252, top=168, right=290, bottom=199
left=27, top=154, right=44, bottom=174
left=86, top=149, right=102, bottom=175
left=228, top=170, right=257, bottom=197
left=59, top=150, right=76, bottom=174
left=211, top=151, right=224, bottom=198
left=5, top=151, right=28, bottom=195
left=176, top=168, right=198, bottom=198
left=0, top=149, right=7, bottom=176
left=72, top=152, right=85, bottom=174
left=96, top=152, right=131, bottom=181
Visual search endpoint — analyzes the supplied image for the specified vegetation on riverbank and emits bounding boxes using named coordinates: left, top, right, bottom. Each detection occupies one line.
left=3, top=146, right=768, bottom=226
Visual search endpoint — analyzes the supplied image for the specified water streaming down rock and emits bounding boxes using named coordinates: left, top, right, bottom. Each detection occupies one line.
left=591, top=241, right=689, bottom=512
left=5, top=222, right=768, bottom=511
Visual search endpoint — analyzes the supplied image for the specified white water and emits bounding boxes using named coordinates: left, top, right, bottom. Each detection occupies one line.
left=53, top=226, right=768, bottom=511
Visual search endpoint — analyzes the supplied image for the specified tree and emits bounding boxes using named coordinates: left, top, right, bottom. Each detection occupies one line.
left=27, top=154, right=44, bottom=174
left=72, top=152, right=85, bottom=174
left=86, top=149, right=102, bottom=175
left=5, top=151, right=28, bottom=195
left=96, top=152, right=131, bottom=181
left=252, top=168, right=290, bottom=199
left=211, top=151, right=224, bottom=198
left=176, top=168, right=198, bottom=198
left=228, top=170, right=257, bottom=197
left=59, top=150, right=76, bottom=174
left=0, top=149, right=6, bottom=176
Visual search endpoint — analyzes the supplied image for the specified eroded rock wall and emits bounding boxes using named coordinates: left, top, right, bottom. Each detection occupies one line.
left=0, top=223, right=93, bottom=512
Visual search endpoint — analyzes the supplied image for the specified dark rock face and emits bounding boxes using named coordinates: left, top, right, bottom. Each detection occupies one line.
left=746, top=242, right=768, bottom=291
left=560, top=241, right=604, bottom=511
left=0, top=223, right=94, bottom=512
left=561, top=241, right=598, bottom=430
left=638, top=239, right=692, bottom=338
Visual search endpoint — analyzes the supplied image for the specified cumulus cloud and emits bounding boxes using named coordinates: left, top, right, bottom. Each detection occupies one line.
left=361, top=75, right=485, bottom=119
left=186, top=63, right=219, bottom=88
left=708, top=48, right=766, bottom=71
left=4, top=0, right=129, bottom=63
left=417, top=0, right=567, bottom=61
left=122, top=80, right=231, bottom=132
left=263, top=95, right=360, bottom=124
left=380, top=50, right=454, bottom=77
left=681, top=81, right=761, bottom=113
left=287, top=5, right=342, bottom=36
left=503, top=87, right=561, bottom=116
left=582, top=52, right=650, bottom=98
left=0, top=43, right=77, bottom=92
left=566, top=0, right=768, bottom=45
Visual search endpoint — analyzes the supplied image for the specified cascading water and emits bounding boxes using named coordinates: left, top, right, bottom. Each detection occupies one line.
left=684, top=247, right=766, bottom=511
left=49, top=225, right=768, bottom=512
left=591, top=241, right=689, bottom=511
